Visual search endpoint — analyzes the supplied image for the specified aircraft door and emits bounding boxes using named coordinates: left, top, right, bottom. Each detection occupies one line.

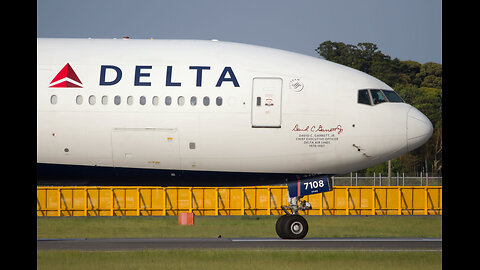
left=251, top=78, right=283, bottom=128
left=111, top=128, right=180, bottom=169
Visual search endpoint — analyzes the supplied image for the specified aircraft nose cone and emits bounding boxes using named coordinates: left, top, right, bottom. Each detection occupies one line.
left=407, top=107, right=433, bottom=151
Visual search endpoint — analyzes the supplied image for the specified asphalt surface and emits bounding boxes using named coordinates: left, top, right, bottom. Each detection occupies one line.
left=37, top=238, right=442, bottom=251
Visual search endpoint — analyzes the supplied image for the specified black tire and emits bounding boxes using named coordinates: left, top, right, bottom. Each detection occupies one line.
left=275, top=215, right=289, bottom=239
left=282, top=215, right=308, bottom=239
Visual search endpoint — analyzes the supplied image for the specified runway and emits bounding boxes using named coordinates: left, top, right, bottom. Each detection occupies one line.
left=37, top=238, right=442, bottom=251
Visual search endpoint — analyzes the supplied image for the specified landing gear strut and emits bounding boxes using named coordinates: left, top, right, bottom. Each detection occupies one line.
left=275, top=175, right=332, bottom=239
left=276, top=195, right=311, bottom=239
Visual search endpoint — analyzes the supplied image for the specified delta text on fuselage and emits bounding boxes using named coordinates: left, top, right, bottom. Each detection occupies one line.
left=98, top=65, right=240, bottom=87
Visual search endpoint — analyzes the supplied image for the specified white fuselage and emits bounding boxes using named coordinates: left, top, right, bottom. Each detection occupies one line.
left=37, top=38, right=433, bottom=184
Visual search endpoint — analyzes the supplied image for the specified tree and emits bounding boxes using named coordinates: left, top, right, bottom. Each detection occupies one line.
left=417, top=62, right=442, bottom=89
left=365, top=158, right=406, bottom=176
left=398, top=60, right=422, bottom=86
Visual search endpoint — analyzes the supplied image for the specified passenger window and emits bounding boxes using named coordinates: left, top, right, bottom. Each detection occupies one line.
left=50, top=95, right=57, bottom=105
left=382, top=90, right=404, bottom=103
left=152, top=96, right=159, bottom=105
left=89, top=95, right=96, bottom=105
left=140, top=96, right=146, bottom=105
left=216, top=97, right=223, bottom=106
left=203, top=96, right=210, bottom=106
left=165, top=96, right=172, bottom=106
left=114, top=95, right=121, bottom=105
left=102, top=95, right=108, bottom=105
left=190, top=96, right=197, bottom=106
left=127, top=96, right=133, bottom=105
left=178, top=96, right=185, bottom=106
left=358, top=90, right=371, bottom=105
left=76, top=95, right=83, bottom=105
left=370, top=90, right=387, bottom=105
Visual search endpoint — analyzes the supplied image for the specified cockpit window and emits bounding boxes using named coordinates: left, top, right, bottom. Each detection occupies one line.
left=357, top=89, right=405, bottom=106
left=370, top=90, right=387, bottom=105
left=358, top=90, right=371, bottom=105
left=382, top=90, right=404, bottom=103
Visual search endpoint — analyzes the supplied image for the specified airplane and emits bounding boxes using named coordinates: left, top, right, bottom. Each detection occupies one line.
left=37, top=38, right=433, bottom=239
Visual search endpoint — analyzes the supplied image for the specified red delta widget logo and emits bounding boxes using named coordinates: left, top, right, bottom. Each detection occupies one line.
left=49, top=63, right=83, bottom=88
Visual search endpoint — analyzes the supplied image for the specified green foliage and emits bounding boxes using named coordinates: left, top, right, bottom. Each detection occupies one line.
left=316, top=41, right=442, bottom=176
left=365, top=159, right=406, bottom=176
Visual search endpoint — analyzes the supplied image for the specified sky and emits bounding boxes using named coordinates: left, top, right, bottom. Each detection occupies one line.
left=37, top=0, right=442, bottom=64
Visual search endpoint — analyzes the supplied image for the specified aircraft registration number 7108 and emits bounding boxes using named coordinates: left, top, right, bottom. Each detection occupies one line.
left=304, top=180, right=324, bottom=190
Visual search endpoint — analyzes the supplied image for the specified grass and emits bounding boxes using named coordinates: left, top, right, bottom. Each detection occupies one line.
left=37, top=215, right=442, bottom=239
left=37, top=249, right=442, bottom=270
left=37, top=216, right=442, bottom=269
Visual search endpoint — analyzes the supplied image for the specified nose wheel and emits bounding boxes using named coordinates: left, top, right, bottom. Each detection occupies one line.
left=276, top=195, right=311, bottom=239
left=275, top=214, right=309, bottom=239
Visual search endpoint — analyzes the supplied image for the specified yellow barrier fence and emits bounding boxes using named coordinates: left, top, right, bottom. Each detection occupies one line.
left=36, top=186, right=442, bottom=217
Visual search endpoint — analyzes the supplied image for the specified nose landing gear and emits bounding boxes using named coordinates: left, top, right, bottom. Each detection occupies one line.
left=275, top=176, right=332, bottom=239
left=276, top=195, right=311, bottom=239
